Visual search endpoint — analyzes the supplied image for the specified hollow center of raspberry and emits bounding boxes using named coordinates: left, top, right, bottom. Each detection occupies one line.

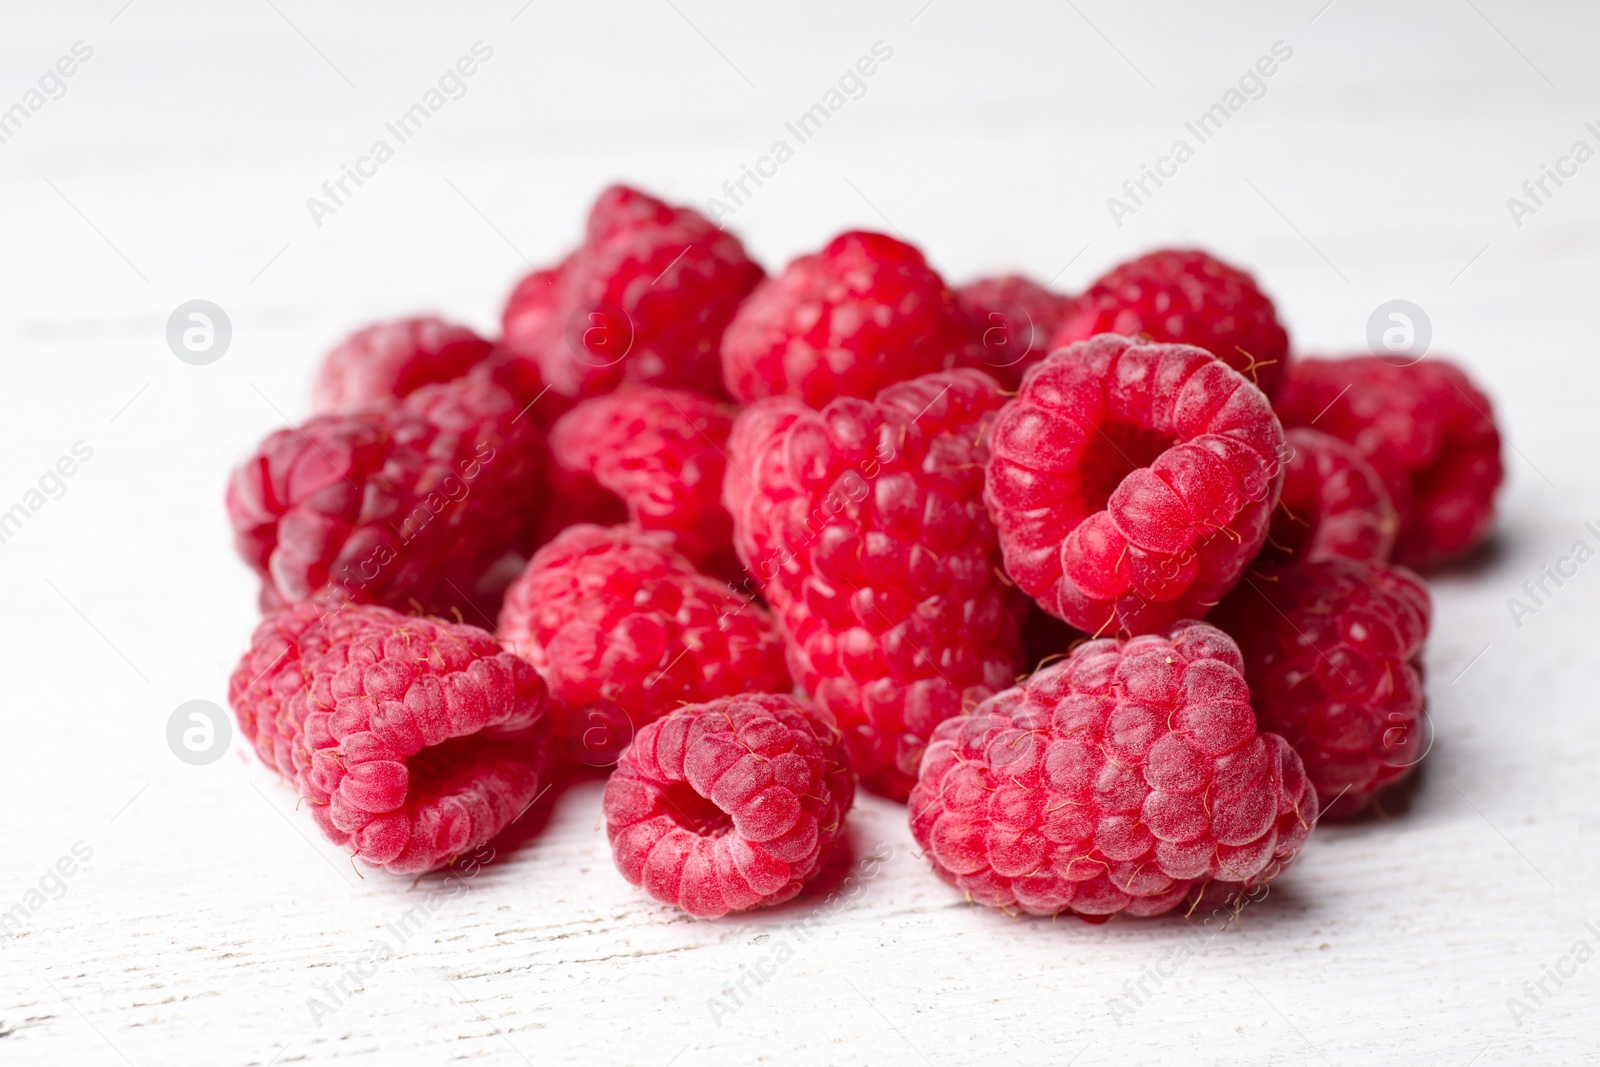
left=1078, top=420, right=1176, bottom=513
left=403, top=733, right=537, bottom=809
left=660, top=780, right=733, bottom=837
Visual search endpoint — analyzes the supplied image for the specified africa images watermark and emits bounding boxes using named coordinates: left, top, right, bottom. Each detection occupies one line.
left=1505, top=120, right=1600, bottom=229
left=0, top=841, right=95, bottom=948
left=0, top=440, right=94, bottom=548
left=705, top=40, right=895, bottom=226
left=0, top=40, right=94, bottom=148
left=306, top=41, right=495, bottom=228
left=1506, top=915, right=1600, bottom=1028
left=705, top=842, right=894, bottom=1027
left=306, top=843, right=496, bottom=1026
left=1106, top=40, right=1295, bottom=228
left=1504, top=518, right=1600, bottom=629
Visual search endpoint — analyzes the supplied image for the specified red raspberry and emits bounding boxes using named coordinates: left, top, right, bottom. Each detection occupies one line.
left=602, top=693, right=854, bottom=917
left=311, top=317, right=495, bottom=416
left=1261, top=428, right=1398, bottom=566
left=1274, top=356, right=1503, bottom=567
left=226, top=372, right=544, bottom=617
left=501, top=186, right=763, bottom=403
left=228, top=603, right=551, bottom=874
left=986, top=335, right=1285, bottom=637
left=548, top=387, right=735, bottom=567
left=909, top=621, right=1317, bottom=920
left=726, top=368, right=1027, bottom=799
left=1213, top=558, right=1431, bottom=818
left=956, top=274, right=1071, bottom=390
left=498, top=525, right=790, bottom=766
left=1052, top=249, right=1291, bottom=399
left=720, top=230, right=974, bottom=408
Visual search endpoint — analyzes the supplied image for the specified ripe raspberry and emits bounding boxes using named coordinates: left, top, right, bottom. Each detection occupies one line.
left=226, top=372, right=545, bottom=617
left=957, top=274, right=1071, bottom=390
left=228, top=603, right=550, bottom=874
left=909, top=621, right=1317, bottom=919
left=1213, top=558, right=1431, bottom=818
left=1052, top=249, right=1291, bottom=398
left=548, top=387, right=735, bottom=566
left=499, top=525, right=790, bottom=766
left=602, top=693, right=854, bottom=917
left=720, top=230, right=974, bottom=408
left=311, top=317, right=495, bottom=416
left=726, top=368, right=1027, bottom=799
left=501, top=186, right=763, bottom=403
left=1274, top=356, right=1503, bottom=567
left=986, top=335, right=1286, bottom=637
left=1261, top=428, right=1398, bottom=566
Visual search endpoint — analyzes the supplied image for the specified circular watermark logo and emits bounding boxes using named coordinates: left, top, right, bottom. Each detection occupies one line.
left=567, top=702, right=636, bottom=768
left=564, top=305, right=634, bottom=369
left=167, top=699, right=232, bottom=765
left=1365, top=299, right=1430, bottom=367
left=1379, top=711, right=1434, bottom=770
left=976, top=302, right=1045, bottom=373
left=166, top=300, right=232, bottom=365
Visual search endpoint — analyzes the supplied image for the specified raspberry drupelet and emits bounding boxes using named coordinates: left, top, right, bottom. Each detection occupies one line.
left=720, top=230, right=975, bottom=408
left=726, top=367, right=1028, bottom=800
left=956, top=274, right=1072, bottom=390
left=1274, top=355, right=1503, bottom=568
left=909, top=621, right=1317, bottom=920
left=1052, top=249, right=1292, bottom=399
left=1260, top=427, right=1398, bottom=566
left=1213, top=557, right=1432, bottom=818
left=311, top=316, right=496, bottom=415
left=603, top=694, right=855, bottom=917
left=498, top=525, right=791, bottom=767
left=229, top=603, right=551, bottom=874
left=985, top=334, right=1286, bottom=638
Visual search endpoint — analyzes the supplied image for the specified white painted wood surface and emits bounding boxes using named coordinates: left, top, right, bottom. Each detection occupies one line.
left=1, top=1, right=1597, bottom=1063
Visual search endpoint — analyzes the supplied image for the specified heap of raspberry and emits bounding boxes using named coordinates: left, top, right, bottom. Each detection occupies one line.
left=228, top=603, right=550, bottom=874
left=985, top=335, right=1285, bottom=637
left=1213, top=557, right=1431, bottom=818
left=498, top=525, right=790, bottom=767
left=602, top=693, right=854, bottom=917
left=909, top=621, right=1317, bottom=919
left=226, top=371, right=544, bottom=617
left=726, top=368, right=1026, bottom=799
left=1052, top=249, right=1291, bottom=399
left=500, top=185, right=763, bottom=403
left=548, top=387, right=736, bottom=567
left=311, top=317, right=495, bottom=415
left=720, top=230, right=974, bottom=408
left=956, top=274, right=1071, bottom=389
left=1274, top=356, right=1503, bottom=567
left=1260, top=427, right=1398, bottom=566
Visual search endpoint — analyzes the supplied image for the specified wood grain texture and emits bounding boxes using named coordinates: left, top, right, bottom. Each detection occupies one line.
left=1, top=1, right=1598, bottom=1064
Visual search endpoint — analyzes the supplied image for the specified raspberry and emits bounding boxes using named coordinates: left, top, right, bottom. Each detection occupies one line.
left=720, top=230, right=974, bottom=408
left=499, top=525, right=790, bottom=766
left=909, top=621, right=1317, bottom=919
left=1213, top=558, right=1431, bottom=818
left=1261, top=428, right=1398, bottom=566
left=226, top=372, right=545, bottom=617
left=602, top=693, right=853, bottom=916
left=311, top=317, right=495, bottom=416
left=1052, top=249, right=1291, bottom=398
left=228, top=603, right=550, bottom=874
left=956, top=274, right=1071, bottom=389
left=727, top=368, right=1027, bottom=799
left=548, top=387, right=735, bottom=567
left=986, top=335, right=1286, bottom=637
left=501, top=186, right=763, bottom=403
left=1274, top=356, right=1503, bottom=567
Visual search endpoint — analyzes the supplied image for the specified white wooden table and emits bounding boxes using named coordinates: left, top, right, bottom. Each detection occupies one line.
left=2, top=2, right=1596, bottom=1063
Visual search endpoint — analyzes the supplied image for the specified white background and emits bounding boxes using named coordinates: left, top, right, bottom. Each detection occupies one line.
left=1, top=1, right=1597, bottom=1064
